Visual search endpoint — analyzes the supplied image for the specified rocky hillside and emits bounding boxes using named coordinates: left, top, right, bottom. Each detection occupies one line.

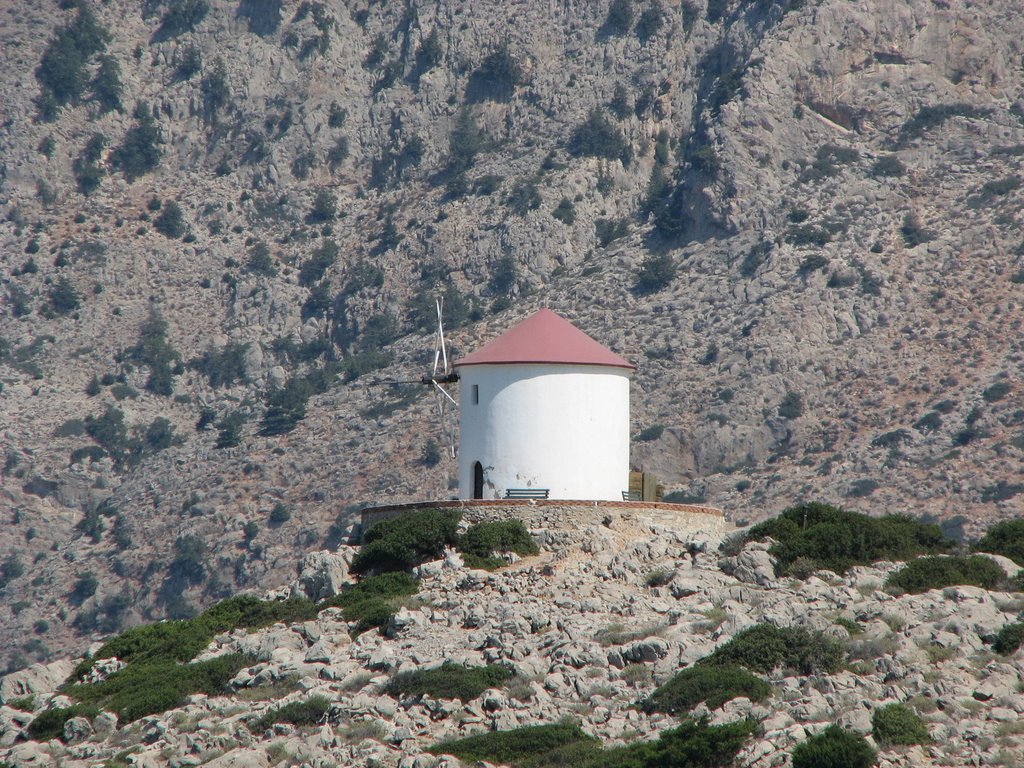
left=2, top=0, right=1024, bottom=672
left=1, top=508, right=1023, bottom=767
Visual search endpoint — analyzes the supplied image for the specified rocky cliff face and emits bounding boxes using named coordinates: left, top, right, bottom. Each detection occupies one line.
left=1, top=0, right=1023, bottom=671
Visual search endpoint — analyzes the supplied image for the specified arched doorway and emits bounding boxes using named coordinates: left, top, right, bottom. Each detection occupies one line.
left=473, top=461, right=484, bottom=499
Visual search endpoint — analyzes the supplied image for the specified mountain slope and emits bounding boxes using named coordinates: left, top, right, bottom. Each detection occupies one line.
left=1, top=0, right=1023, bottom=671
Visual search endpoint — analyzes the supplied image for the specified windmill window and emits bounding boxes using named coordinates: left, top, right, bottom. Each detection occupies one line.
left=472, top=384, right=479, bottom=404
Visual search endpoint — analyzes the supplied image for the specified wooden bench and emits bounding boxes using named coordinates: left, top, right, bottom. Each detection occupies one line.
left=505, top=488, right=549, bottom=499
left=622, top=490, right=641, bottom=501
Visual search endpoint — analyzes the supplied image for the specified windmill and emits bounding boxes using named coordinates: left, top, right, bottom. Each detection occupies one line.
left=367, top=297, right=459, bottom=459
left=425, top=296, right=460, bottom=458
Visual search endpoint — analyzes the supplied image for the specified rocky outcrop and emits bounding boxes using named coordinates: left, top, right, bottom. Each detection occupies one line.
left=1, top=0, right=1023, bottom=674
left=2, top=520, right=1023, bottom=767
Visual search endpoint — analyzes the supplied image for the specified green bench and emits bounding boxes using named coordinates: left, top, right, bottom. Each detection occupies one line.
left=505, top=488, right=550, bottom=499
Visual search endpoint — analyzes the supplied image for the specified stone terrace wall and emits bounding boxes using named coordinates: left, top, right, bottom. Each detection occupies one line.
left=360, top=499, right=726, bottom=539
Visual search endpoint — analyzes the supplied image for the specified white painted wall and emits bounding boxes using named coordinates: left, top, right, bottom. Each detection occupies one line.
left=456, top=363, right=631, bottom=501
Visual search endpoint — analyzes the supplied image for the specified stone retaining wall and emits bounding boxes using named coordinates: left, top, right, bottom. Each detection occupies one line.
left=360, top=499, right=725, bottom=538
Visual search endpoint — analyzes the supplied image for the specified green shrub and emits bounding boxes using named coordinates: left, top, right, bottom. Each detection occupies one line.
left=68, top=653, right=250, bottom=723
left=993, top=622, right=1024, bottom=655
left=307, top=190, right=337, bottom=223
left=92, top=55, right=123, bottom=114
left=73, top=133, right=107, bottom=195
left=155, top=0, right=209, bottom=40
left=269, top=502, right=291, bottom=526
left=634, top=252, right=676, bottom=294
left=429, top=722, right=597, bottom=765
left=215, top=410, right=245, bottom=448
left=76, top=595, right=317, bottom=677
left=112, top=103, right=162, bottom=181
left=386, top=662, right=514, bottom=701
left=746, top=503, right=952, bottom=576
left=319, top=572, right=419, bottom=635
left=791, top=725, right=875, bottom=768
left=429, top=718, right=756, bottom=768
left=351, top=509, right=461, bottom=574
left=153, top=201, right=186, bottom=239
left=254, top=694, right=330, bottom=730
left=700, top=623, right=844, bottom=675
left=870, top=154, right=906, bottom=178
left=636, top=425, right=665, bottom=442
left=644, top=664, right=770, bottom=713
left=601, top=0, right=633, bottom=37
left=70, top=571, right=99, bottom=605
left=595, top=217, right=629, bottom=246
left=974, top=520, right=1024, bottom=566
left=35, top=4, right=109, bottom=109
left=27, top=704, right=99, bottom=741
left=466, top=44, right=523, bottom=103
left=49, top=277, right=81, bottom=316
left=885, top=555, right=1006, bottom=594
left=298, top=239, right=339, bottom=286
left=457, top=520, right=539, bottom=570
left=895, top=103, right=992, bottom=148
left=193, top=342, right=249, bottom=388
left=552, top=198, right=576, bottom=225
left=569, top=108, right=630, bottom=164
left=871, top=703, right=929, bottom=746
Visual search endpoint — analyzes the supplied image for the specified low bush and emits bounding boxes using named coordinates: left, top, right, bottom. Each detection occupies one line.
left=746, top=503, right=951, bottom=576
left=993, top=622, right=1024, bottom=655
left=27, top=704, right=99, bottom=741
left=885, top=555, right=1006, bottom=594
left=352, top=509, right=461, bottom=574
left=430, top=722, right=596, bottom=765
left=320, top=572, right=419, bottom=635
left=700, top=623, right=844, bottom=675
left=429, top=718, right=756, bottom=768
left=791, top=725, right=875, bottom=768
left=568, top=108, right=631, bottom=164
left=643, top=664, right=770, bottom=713
left=974, top=519, right=1024, bottom=566
left=68, top=653, right=251, bottom=723
left=458, top=520, right=539, bottom=570
left=74, top=595, right=317, bottom=678
left=871, top=703, right=929, bottom=746
left=254, top=694, right=330, bottom=730
left=386, top=662, right=514, bottom=701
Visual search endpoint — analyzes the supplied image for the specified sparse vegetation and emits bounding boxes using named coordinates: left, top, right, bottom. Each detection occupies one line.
left=699, top=623, right=844, bottom=675
left=791, top=725, right=875, bottom=768
left=457, top=519, right=539, bottom=570
left=352, top=509, right=461, bottom=575
left=872, top=703, right=930, bottom=745
left=466, top=44, right=523, bottom=103
left=644, top=664, right=771, bottom=713
left=885, top=555, right=1007, bottom=594
left=386, top=663, right=514, bottom=701
left=253, top=695, right=330, bottom=730
left=319, top=571, right=419, bottom=635
left=634, top=252, right=676, bottom=294
left=112, top=103, right=162, bottom=180
left=428, top=718, right=756, bottom=768
left=569, top=108, right=631, bottom=164
left=993, top=622, right=1024, bottom=655
left=974, top=519, right=1024, bottom=566
left=745, top=503, right=951, bottom=576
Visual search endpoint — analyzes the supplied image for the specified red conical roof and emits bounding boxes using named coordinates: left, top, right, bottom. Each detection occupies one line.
left=455, top=309, right=635, bottom=370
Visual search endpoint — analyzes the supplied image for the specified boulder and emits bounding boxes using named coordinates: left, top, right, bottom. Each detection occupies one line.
left=0, top=659, right=77, bottom=702
left=296, top=549, right=355, bottom=601
left=63, top=715, right=94, bottom=744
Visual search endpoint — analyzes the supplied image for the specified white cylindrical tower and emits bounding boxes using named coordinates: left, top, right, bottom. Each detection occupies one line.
left=454, top=309, right=634, bottom=501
